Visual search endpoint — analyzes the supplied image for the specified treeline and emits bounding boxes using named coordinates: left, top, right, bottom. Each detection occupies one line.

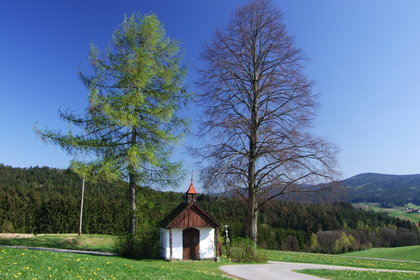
left=0, top=164, right=129, bottom=234
left=0, top=164, right=419, bottom=254
left=198, top=195, right=420, bottom=253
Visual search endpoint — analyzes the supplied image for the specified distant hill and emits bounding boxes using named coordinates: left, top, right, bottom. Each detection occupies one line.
left=217, top=172, right=420, bottom=206
left=340, top=173, right=420, bottom=206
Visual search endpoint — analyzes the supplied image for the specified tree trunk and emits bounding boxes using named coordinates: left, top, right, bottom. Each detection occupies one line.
left=246, top=191, right=258, bottom=249
left=247, top=92, right=258, bottom=253
left=78, top=177, right=85, bottom=236
left=129, top=171, right=136, bottom=234
left=246, top=58, right=260, bottom=252
left=128, top=129, right=137, bottom=234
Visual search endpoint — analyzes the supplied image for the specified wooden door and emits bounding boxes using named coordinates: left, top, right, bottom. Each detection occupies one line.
left=183, top=228, right=200, bottom=260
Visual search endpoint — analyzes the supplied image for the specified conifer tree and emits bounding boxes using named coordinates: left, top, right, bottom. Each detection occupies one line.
left=36, top=13, right=189, bottom=234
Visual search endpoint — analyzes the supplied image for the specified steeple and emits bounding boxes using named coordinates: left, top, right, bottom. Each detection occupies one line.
left=186, top=171, right=198, bottom=204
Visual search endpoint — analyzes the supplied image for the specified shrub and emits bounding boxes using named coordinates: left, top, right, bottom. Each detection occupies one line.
left=114, top=227, right=160, bottom=259
left=1, top=220, right=14, bottom=233
left=225, top=238, right=267, bottom=263
left=281, top=235, right=300, bottom=251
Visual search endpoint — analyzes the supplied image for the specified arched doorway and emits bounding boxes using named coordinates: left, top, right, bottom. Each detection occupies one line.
left=183, top=228, right=200, bottom=260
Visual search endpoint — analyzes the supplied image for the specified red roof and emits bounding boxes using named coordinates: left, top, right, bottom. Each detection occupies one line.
left=186, top=181, right=198, bottom=194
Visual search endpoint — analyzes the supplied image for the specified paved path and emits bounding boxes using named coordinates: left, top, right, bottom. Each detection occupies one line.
left=338, top=255, right=420, bottom=264
left=0, top=244, right=114, bottom=256
left=220, top=261, right=420, bottom=280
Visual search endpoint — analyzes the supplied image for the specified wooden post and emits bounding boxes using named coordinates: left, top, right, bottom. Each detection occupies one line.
left=169, top=228, right=173, bottom=260
left=78, top=177, right=85, bottom=236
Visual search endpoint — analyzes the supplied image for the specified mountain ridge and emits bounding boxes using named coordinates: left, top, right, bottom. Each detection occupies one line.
left=340, top=172, right=420, bottom=206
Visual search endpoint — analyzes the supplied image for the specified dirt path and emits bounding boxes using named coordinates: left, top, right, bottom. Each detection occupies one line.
left=0, top=233, right=38, bottom=239
left=0, top=244, right=114, bottom=256
left=220, top=261, right=420, bottom=280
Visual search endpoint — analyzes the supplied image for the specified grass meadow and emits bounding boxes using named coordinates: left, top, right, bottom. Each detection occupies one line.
left=298, top=269, right=420, bottom=280
left=265, top=250, right=420, bottom=271
left=343, top=245, right=420, bottom=262
left=0, top=234, right=114, bottom=252
left=2, top=234, right=420, bottom=279
left=0, top=247, right=230, bottom=280
left=353, top=202, right=420, bottom=224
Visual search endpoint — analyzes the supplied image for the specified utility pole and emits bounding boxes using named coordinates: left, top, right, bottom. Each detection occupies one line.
left=78, top=177, right=85, bottom=236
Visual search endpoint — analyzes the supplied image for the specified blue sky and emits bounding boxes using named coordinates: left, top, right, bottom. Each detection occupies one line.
left=1, top=0, right=420, bottom=191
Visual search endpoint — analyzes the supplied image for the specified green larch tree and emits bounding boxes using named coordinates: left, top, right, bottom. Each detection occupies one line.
left=36, top=13, right=189, bottom=234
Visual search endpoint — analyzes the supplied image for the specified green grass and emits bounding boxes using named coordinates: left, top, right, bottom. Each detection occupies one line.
left=297, top=269, right=420, bottom=280
left=265, top=250, right=420, bottom=271
left=343, top=245, right=420, bottom=262
left=353, top=202, right=420, bottom=223
left=3, top=235, right=420, bottom=279
left=0, top=247, right=230, bottom=279
left=407, top=203, right=419, bottom=209
left=0, top=234, right=115, bottom=252
left=387, top=211, right=420, bottom=224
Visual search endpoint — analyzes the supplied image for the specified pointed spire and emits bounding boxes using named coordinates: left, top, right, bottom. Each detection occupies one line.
left=186, top=171, right=198, bottom=203
left=187, top=171, right=198, bottom=194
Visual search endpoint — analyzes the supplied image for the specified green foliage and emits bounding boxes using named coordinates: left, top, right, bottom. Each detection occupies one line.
left=299, top=269, right=420, bottom=280
left=309, top=233, right=319, bottom=252
left=334, top=232, right=356, bottom=253
left=35, top=13, right=189, bottom=183
left=35, top=12, right=190, bottom=234
left=114, top=229, right=160, bottom=259
left=0, top=220, right=14, bottom=233
left=0, top=164, right=129, bottom=234
left=0, top=248, right=229, bottom=279
left=225, top=238, right=267, bottom=263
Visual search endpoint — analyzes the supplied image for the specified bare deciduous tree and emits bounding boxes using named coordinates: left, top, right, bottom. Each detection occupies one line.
left=196, top=0, right=338, bottom=247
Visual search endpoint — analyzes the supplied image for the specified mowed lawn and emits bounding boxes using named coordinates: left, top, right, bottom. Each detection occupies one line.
left=265, top=249, right=420, bottom=271
left=298, top=269, right=420, bottom=280
left=269, top=247, right=420, bottom=280
left=343, top=245, right=420, bottom=262
left=0, top=247, right=230, bottom=280
left=2, top=234, right=420, bottom=280
left=0, top=234, right=115, bottom=252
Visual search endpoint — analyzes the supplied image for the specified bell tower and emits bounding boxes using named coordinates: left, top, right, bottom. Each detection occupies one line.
left=186, top=171, right=198, bottom=204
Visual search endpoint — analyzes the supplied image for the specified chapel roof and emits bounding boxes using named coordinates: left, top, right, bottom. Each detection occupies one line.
left=160, top=177, right=220, bottom=229
left=160, top=201, right=220, bottom=229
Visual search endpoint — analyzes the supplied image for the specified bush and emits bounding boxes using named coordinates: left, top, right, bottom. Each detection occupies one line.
left=281, top=235, right=300, bottom=251
left=114, top=227, right=160, bottom=259
left=1, top=220, right=14, bottom=233
left=225, top=238, right=267, bottom=263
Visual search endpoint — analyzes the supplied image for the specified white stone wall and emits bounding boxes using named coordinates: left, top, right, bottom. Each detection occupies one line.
left=199, top=227, right=215, bottom=259
left=160, top=227, right=216, bottom=260
left=159, top=228, right=169, bottom=259
left=171, top=228, right=183, bottom=260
